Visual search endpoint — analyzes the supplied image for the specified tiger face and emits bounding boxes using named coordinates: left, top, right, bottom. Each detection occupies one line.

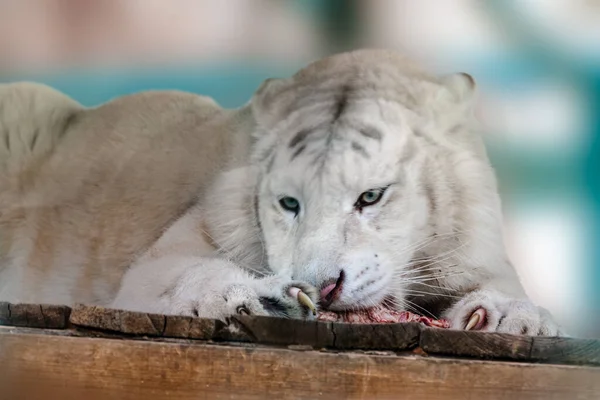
left=249, top=50, right=481, bottom=311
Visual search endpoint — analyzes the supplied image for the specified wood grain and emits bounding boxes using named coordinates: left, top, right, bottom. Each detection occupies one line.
left=69, top=304, right=218, bottom=339
left=0, top=302, right=70, bottom=329
left=68, top=305, right=421, bottom=351
left=531, top=336, right=600, bottom=366
left=1, top=329, right=599, bottom=400
left=420, top=328, right=534, bottom=362
left=227, top=315, right=335, bottom=347
left=330, top=320, right=421, bottom=350
left=3, top=302, right=600, bottom=367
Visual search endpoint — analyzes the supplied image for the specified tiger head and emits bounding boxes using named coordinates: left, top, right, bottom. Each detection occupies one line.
left=215, top=50, right=501, bottom=312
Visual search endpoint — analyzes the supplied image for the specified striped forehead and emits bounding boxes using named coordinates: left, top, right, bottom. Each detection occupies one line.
left=266, top=129, right=403, bottom=202
left=259, top=79, right=416, bottom=175
left=286, top=121, right=384, bottom=164
left=264, top=121, right=411, bottom=198
left=283, top=81, right=383, bottom=160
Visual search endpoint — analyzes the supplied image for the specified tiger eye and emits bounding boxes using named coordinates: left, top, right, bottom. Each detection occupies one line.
left=279, top=196, right=300, bottom=215
left=355, top=188, right=387, bottom=209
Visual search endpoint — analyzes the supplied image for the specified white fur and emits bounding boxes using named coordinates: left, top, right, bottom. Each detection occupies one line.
left=0, top=50, right=563, bottom=335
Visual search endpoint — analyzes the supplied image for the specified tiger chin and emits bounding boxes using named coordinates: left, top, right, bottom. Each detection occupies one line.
left=0, top=49, right=563, bottom=336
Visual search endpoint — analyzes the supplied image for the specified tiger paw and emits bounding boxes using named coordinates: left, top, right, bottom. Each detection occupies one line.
left=443, top=290, right=564, bottom=336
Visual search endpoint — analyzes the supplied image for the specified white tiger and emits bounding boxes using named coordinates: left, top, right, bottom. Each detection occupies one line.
left=0, top=49, right=562, bottom=335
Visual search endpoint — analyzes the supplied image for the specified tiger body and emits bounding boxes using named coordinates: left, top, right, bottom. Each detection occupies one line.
left=0, top=50, right=562, bottom=334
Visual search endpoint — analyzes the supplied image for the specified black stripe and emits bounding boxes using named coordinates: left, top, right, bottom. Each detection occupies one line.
left=351, top=141, right=369, bottom=158
left=359, top=125, right=382, bottom=141
left=265, top=154, right=275, bottom=173
left=289, top=129, right=311, bottom=148
left=253, top=193, right=268, bottom=274
left=29, top=128, right=39, bottom=151
left=291, top=144, right=306, bottom=160
left=333, top=84, right=351, bottom=121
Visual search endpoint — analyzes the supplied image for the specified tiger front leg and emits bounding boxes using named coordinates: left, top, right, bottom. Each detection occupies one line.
left=111, top=255, right=319, bottom=321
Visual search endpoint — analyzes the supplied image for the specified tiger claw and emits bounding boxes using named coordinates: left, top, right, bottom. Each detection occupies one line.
left=465, top=313, right=480, bottom=330
left=465, top=308, right=486, bottom=331
left=297, top=291, right=317, bottom=316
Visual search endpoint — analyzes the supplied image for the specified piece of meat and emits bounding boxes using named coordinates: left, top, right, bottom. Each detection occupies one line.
left=317, top=307, right=450, bottom=328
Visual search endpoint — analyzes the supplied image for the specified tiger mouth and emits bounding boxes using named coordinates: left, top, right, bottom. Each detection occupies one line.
left=314, top=274, right=448, bottom=327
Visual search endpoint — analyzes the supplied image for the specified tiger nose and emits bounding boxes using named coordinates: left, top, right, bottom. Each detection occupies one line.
left=320, top=283, right=337, bottom=299
left=319, top=270, right=345, bottom=308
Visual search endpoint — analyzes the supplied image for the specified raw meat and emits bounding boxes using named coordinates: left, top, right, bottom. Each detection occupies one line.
left=317, top=307, right=450, bottom=328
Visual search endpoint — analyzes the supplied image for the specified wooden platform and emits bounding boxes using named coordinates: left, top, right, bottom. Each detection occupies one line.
left=1, top=302, right=599, bottom=399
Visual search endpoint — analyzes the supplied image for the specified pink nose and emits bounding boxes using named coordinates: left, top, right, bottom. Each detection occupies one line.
left=319, top=270, right=346, bottom=307
left=320, top=283, right=337, bottom=300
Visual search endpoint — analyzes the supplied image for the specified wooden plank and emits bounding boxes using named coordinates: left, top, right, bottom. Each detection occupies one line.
left=229, top=316, right=421, bottom=350
left=420, top=328, right=600, bottom=366
left=1, top=329, right=598, bottom=400
left=69, top=304, right=218, bottom=339
left=227, top=315, right=335, bottom=347
left=531, top=337, right=600, bottom=366
left=329, top=320, right=421, bottom=350
left=4, top=302, right=600, bottom=366
left=0, top=302, right=70, bottom=329
left=70, top=304, right=166, bottom=335
left=69, top=305, right=420, bottom=351
left=420, top=328, right=534, bottom=361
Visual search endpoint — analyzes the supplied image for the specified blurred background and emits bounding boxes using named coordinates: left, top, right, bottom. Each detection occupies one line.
left=1, top=0, right=598, bottom=337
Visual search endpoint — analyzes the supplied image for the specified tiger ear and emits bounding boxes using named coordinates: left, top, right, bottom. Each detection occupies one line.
left=251, top=77, right=293, bottom=130
left=439, top=72, right=476, bottom=104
